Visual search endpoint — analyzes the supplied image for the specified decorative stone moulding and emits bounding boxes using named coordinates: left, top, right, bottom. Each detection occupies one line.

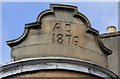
left=0, top=57, right=119, bottom=79
left=6, top=4, right=112, bottom=67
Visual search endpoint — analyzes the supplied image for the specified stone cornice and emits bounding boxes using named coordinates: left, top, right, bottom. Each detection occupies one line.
left=0, top=57, right=119, bottom=79
left=100, top=31, right=120, bottom=38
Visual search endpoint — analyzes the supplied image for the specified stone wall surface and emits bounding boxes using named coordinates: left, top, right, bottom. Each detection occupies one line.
left=7, top=4, right=111, bottom=67
left=101, top=32, right=120, bottom=76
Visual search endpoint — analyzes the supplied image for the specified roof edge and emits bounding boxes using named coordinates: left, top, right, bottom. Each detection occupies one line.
left=100, top=31, right=120, bottom=38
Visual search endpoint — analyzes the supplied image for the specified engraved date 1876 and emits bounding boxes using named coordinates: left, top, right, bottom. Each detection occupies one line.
left=52, top=34, right=78, bottom=45
left=52, top=22, right=79, bottom=46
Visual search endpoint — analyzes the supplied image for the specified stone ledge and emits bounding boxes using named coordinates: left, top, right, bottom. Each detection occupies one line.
left=0, top=57, right=119, bottom=79
left=100, top=31, right=120, bottom=38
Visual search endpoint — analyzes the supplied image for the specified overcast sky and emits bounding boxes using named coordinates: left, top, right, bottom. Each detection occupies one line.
left=1, top=2, right=118, bottom=65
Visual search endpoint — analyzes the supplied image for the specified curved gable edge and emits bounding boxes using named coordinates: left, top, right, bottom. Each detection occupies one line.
left=6, top=4, right=112, bottom=56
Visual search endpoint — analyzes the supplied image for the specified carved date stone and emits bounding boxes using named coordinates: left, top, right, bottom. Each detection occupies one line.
left=7, top=4, right=112, bottom=67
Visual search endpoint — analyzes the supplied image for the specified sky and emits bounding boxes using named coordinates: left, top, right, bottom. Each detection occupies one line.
left=1, top=2, right=118, bottom=65
left=118, top=1, right=120, bottom=30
